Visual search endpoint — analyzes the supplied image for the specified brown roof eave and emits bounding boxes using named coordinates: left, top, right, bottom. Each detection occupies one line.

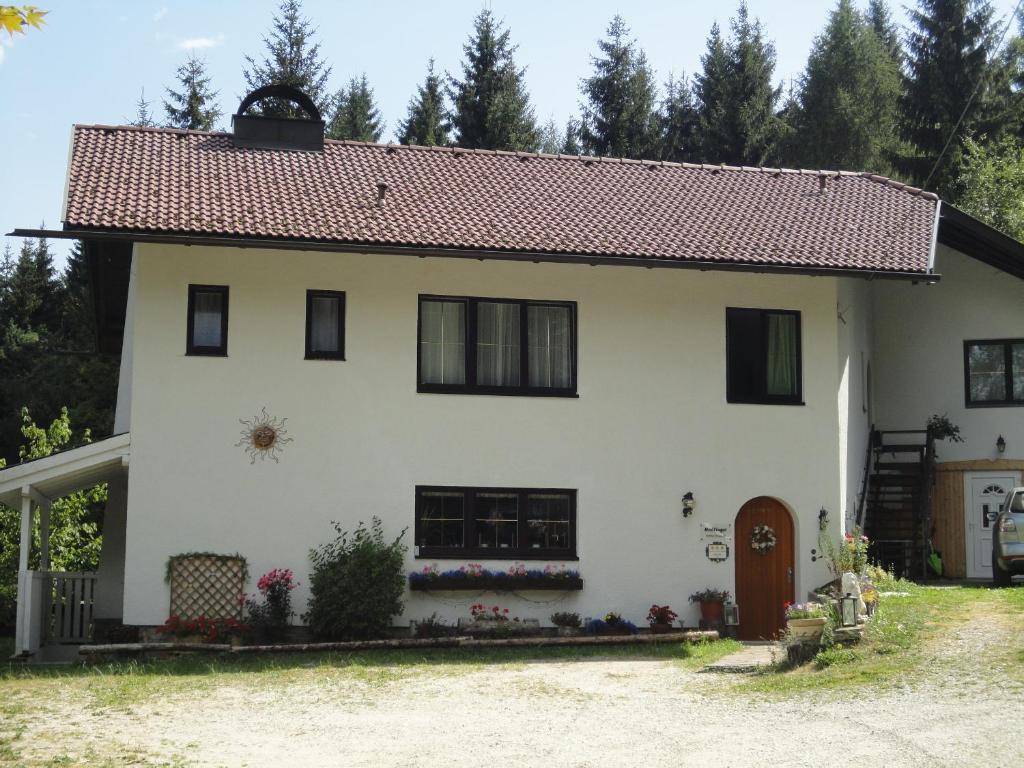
left=8, top=227, right=942, bottom=283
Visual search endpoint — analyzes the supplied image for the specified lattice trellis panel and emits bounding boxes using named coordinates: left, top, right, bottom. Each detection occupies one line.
left=169, top=555, right=245, bottom=619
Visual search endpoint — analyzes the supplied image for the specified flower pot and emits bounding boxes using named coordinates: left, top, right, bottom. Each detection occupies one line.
left=787, top=617, right=827, bottom=641
left=556, top=626, right=580, bottom=637
left=174, top=633, right=206, bottom=645
left=649, top=623, right=673, bottom=634
left=699, top=600, right=724, bottom=623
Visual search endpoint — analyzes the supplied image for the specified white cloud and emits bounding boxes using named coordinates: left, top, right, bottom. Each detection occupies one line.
left=0, top=45, right=5, bottom=65
left=178, top=34, right=225, bottom=50
left=154, top=7, right=169, bottom=22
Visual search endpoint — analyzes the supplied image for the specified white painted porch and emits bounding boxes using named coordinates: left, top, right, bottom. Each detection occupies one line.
left=0, top=432, right=129, bottom=659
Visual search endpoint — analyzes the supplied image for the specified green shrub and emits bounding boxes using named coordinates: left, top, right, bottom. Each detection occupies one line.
left=305, top=517, right=407, bottom=640
left=813, top=644, right=859, bottom=669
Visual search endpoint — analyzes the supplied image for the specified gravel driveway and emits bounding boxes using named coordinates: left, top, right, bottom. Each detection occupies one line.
left=6, top=596, right=1022, bottom=767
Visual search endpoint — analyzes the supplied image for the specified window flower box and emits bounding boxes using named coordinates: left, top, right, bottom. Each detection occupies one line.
left=408, top=563, right=583, bottom=592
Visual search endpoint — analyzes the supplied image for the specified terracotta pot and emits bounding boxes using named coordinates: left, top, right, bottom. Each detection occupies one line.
left=786, top=617, right=827, bottom=641
left=699, top=600, right=724, bottom=623
left=649, top=623, right=674, bottom=634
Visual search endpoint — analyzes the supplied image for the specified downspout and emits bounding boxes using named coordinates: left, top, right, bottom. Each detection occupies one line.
left=926, top=200, right=942, bottom=280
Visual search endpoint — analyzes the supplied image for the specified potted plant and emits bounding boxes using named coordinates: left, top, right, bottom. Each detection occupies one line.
left=156, top=615, right=247, bottom=645
left=784, top=602, right=828, bottom=641
left=584, top=612, right=639, bottom=636
left=550, top=611, right=582, bottom=637
left=646, top=604, right=678, bottom=634
left=689, top=588, right=730, bottom=623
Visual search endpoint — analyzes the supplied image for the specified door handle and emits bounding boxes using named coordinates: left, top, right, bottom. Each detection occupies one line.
left=787, top=567, right=793, bottom=584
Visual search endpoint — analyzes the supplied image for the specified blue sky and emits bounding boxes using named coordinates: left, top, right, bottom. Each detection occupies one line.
left=1, top=0, right=1020, bottom=266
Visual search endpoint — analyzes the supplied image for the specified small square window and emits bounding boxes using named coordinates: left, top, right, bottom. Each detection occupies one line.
left=726, top=307, right=802, bottom=404
left=186, top=285, right=228, bottom=356
left=305, top=290, right=346, bottom=360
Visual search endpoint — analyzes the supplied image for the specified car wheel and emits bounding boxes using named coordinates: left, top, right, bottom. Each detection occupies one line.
left=993, top=559, right=1012, bottom=588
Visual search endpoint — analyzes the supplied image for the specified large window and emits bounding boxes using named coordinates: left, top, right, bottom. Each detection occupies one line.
left=418, top=295, right=576, bottom=396
left=305, top=290, right=346, bottom=360
left=415, top=486, right=577, bottom=559
left=964, top=339, right=1024, bottom=407
left=726, top=307, right=802, bottom=404
left=186, top=285, right=229, bottom=356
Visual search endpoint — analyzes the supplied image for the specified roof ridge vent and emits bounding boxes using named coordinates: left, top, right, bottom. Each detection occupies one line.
left=232, top=84, right=325, bottom=152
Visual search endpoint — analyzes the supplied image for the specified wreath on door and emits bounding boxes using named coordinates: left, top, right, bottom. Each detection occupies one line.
left=750, top=524, right=777, bottom=554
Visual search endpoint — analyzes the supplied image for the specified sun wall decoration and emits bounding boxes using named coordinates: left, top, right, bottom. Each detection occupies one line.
left=236, top=407, right=293, bottom=464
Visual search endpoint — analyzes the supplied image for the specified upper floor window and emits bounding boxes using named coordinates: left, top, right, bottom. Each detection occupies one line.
left=305, top=290, right=346, bottom=360
left=417, top=295, right=577, bottom=396
left=186, top=285, right=228, bottom=356
left=726, top=307, right=802, bottom=404
left=964, top=339, right=1024, bottom=407
left=415, top=486, right=577, bottom=559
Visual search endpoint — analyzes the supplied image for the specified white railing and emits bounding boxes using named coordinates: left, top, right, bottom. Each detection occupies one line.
left=45, top=572, right=97, bottom=644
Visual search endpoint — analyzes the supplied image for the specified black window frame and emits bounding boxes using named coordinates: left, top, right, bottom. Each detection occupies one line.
left=725, top=307, right=803, bottom=405
left=414, top=485, right=578, bottom=560
left=305, top=289, right=347, bottom=360
left=186, top=284, right=229, bottom=357
left=416, top=294, right=578, bottom=397
left=963, top=338, right=1024, bottom=407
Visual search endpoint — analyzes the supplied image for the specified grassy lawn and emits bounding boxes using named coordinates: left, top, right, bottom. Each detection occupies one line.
left=733, top=577, right=1024, bottom=696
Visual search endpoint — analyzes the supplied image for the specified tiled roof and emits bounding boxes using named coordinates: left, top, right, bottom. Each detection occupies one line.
left=64, top=124, right=940, bottom=274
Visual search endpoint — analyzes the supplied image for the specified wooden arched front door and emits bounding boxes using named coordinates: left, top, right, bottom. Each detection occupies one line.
left=734, top=497, right=794, bottom=641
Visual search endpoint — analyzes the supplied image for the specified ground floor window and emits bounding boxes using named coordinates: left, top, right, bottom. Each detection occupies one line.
left=415, top=486, right=577, bottom=559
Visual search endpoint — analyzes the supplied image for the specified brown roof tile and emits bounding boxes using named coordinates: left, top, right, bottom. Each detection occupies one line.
left=63, top=124, right=940, bottom=274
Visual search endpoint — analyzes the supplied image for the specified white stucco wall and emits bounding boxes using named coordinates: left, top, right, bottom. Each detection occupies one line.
left=837, top=278, right=874, bottom=532
left=120, top=244, right=846, bottom=628
left=872, top=245, right=1024, bottom=461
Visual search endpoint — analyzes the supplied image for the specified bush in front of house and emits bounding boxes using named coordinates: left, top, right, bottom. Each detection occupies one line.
left=305, top=517, right=407, bottom=640
left=244, top=568, right=297, bottom=642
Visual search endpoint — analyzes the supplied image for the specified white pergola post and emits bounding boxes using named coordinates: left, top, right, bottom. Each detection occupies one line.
left=14, top=488, right=33, bottom=655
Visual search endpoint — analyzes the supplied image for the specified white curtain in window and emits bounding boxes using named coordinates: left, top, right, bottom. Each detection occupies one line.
left=193, top=292, right=223, bottom=347
left=528, top=305, right=570, bottom=388
left=1013, top=344, right=1024, bottom=400
left=310, top=296, right=340, bottom=352
left=766, top=313, right=797, bottom=396
left=477, top=302, right=520, bottom=386
left=420, top=301, right=466, bottom=384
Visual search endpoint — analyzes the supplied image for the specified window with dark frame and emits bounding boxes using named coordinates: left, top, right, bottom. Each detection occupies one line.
left=305, top=290, right=346, bottom=360
left=726, top=307, right=802, bottom=404
left=415, top=486, right=577, bottom=559
left=186, top=284, right=229, bottom=356
left=418, top=295, right=576, bottom=396
left=964, top=339, right=1024, bottom=406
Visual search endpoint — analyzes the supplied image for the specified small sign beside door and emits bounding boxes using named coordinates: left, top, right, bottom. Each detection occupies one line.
left=706, top=541, right=729, bottom=562
left=701, top=523, right=732, bottom=540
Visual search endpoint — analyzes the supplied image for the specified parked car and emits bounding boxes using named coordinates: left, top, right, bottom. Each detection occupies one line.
left=994, top=487, right=1024, bottom=587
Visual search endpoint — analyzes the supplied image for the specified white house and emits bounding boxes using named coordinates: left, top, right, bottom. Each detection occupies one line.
left=3, top=88, right=1022, bottom=659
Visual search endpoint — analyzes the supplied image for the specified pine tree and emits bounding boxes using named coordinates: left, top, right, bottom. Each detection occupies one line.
left=131, top=89, right=157, bottom=127
left=694, top=4, right=783, bottom=166
left=694, top=23, right=731, bottom=162
left=725, top=2, right=784, bottom=166
left=899, top=0, right=1004, bottom=195
left=448, top=9, right=538, bottom=151
left=562, top=118, right=582, bottom=154
left=538, top=118, right=563, bottom=154
left=398, top=59, right=449, bottom=146
left=579, top=15, right=659, bottom=159
left=659, top=73, right=699, bottom=163
left=867, top=0, right=903, bottom=66
left=327, top=74, right=385, bottom=142
left=242, top=0, right=332, bottom=118
left=789, top=0, right=901, bottom=171
left=163, top=55, right=222, bottom=131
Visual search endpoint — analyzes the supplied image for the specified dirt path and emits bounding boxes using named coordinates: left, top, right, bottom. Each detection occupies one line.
left=6, top=593, right=1024, bottom=768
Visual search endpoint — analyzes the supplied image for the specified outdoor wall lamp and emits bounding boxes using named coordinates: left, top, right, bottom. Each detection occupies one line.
left=997, top=435, right=1006, bottom=454
left=682, top=492, right=696, bottom=517
left=818, top=508, right=829, bottom=530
